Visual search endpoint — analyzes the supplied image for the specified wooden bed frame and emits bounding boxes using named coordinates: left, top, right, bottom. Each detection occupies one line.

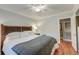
left=0, top=24, right=32, bottom=54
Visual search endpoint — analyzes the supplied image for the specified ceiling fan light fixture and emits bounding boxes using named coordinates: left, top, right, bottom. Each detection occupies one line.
left=32, top=7, right=41, bottom=12
left=31, top=4, right=47, bottom=12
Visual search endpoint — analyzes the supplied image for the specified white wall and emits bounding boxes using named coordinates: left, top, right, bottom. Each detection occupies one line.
left=71, top=5, right=79, bottom=51
left=39, top=17, right=60, bottom=43
left=71, top=13, right=77, bottom=51
left=37, top=11, right=73, bottom=43
left=0, top=9, right=34, bottom=26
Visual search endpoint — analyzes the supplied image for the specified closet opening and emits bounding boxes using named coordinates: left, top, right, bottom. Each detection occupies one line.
left=60, top=18, right=71, bottom=42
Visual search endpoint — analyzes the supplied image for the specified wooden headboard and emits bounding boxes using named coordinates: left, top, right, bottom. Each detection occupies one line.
left=1, top=24, right=32, bottom=50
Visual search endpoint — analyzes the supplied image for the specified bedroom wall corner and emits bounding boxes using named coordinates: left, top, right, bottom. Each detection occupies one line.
left=0, top=9, right=34, bottom=26
left=37, top=11, right=73, bottom=44
left=71, top=5, right=79, bottom=51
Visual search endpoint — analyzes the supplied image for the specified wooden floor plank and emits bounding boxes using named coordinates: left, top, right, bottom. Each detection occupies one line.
left=53, top=40, right=76, bottom=55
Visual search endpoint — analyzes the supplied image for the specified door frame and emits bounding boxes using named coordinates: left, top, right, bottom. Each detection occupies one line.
left=59, top=18, right=71, bottom=41
left=76, top=16, right=79, bottom=52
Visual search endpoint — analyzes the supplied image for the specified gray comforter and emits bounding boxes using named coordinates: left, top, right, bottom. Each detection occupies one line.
left=12, top=35, right=57, bottom=55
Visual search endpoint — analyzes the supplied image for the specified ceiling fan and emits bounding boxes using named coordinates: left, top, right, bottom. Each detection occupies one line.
left=28, top=4, right=47, bottom=12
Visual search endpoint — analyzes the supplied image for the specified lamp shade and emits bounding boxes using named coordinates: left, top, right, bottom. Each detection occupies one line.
left=32, top=24, right=37, bottom=30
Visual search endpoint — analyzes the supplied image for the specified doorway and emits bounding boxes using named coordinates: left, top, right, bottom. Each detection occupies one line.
left=76, top=9, right=79, bottom=52
left=60, top=18, right=71, bottom=42
left=76, top=16, right=79, bottom=52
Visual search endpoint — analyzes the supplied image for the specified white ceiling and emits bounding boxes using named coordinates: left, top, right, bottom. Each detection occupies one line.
left=0, top=4, right=74, bottom=20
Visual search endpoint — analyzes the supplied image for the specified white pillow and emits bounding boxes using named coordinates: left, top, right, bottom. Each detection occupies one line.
left=6, top=32, right=21, bottom=40
left=21, top=31, right=34, bottom=37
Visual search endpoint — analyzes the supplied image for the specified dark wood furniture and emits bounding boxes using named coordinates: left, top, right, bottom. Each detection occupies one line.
left=0, top=24, right=32, bottom=55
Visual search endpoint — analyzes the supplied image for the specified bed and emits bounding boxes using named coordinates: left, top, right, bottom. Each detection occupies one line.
left=1, top=24, right=32, bottom=54
left=1, top=24, right=58, bottom=55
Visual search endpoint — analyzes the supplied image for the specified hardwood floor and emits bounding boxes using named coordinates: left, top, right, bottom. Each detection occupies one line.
left=53, top=40, right=76, bottom=55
